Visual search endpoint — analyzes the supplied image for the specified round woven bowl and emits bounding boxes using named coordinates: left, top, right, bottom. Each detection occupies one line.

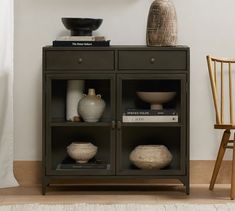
left=129, top=145, right=173, bottom=169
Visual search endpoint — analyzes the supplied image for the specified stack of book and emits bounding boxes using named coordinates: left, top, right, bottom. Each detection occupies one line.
left=53, top=36, right=110, bottom=47
left=122, top=109, right=178, bottom=123
left=57, top=158, right=110, bottom=170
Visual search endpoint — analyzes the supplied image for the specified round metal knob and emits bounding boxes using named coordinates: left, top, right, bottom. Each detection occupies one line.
left=150, top=57, right=156, bottom=64
left=78, top=58, right=83, bottom=64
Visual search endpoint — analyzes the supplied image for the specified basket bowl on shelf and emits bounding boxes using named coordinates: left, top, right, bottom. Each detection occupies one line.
left=67, top=142, right=98, bottom=163
left=62, top=17, right=103, bottom=36
left=129, top=145, right=173, bottom=170
left=136, top=91, right=176, bottom=110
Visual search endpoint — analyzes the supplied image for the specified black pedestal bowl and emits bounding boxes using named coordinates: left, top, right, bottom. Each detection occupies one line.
left=62, top=18, right=103, bottom=36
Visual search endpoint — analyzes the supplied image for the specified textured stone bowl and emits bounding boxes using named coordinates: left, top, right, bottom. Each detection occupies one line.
left=129, top=145, right=173, bottom=170
left=67, top=142, right=98, bottom=163
left=136, top=92, right=176, bottom=110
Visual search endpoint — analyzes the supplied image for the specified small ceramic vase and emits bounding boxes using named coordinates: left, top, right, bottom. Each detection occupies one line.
left=78, top=88, right=106, bottom=122
left=66, top=80, right=84, bottom=121
left=67, top=142, right=98, bottom=163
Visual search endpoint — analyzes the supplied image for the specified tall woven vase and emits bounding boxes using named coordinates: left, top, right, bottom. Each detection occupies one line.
left=146, top=0, right=177, bottom=46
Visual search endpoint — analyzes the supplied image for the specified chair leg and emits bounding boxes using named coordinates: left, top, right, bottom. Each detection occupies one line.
left=231, top=133, right=235, bottom=200
left=209, top=129, right=230, bottom=190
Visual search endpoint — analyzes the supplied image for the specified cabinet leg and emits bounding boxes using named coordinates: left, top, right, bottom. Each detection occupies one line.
left=179, top=177, right=190, bottom=195
left=183, top=179, right=190, bottom=195
left=185, top=183, right=190, bottom=195
left=42, top=177, right=48, bottom=195
left=42, top=185, right=47, bottom=195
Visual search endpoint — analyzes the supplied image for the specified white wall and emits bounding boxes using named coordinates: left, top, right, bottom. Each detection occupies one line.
left=14, top=0, right=235, bottom=160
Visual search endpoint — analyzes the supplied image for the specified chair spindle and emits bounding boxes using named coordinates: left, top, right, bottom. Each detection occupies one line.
left=221, top=62, right=224, bottom=124
left=229, top=62, right=234, bottom=125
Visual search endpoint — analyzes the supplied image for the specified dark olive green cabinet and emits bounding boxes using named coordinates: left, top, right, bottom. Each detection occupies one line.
left=42, top=46, right=190, bottom=195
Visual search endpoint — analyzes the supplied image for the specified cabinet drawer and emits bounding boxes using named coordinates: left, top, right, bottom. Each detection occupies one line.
left=46, top=51, right=114, bottom=70
left=118, top=50, right=187, bottom=70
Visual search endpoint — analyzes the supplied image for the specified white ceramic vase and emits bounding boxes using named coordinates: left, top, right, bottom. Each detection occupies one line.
left=66, top=80, right=84, bottom=121
left=78, top=88, right=106, bottom=122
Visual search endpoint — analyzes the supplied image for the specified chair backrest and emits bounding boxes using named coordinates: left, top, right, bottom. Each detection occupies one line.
left=207, top=55, right=235, bottom=126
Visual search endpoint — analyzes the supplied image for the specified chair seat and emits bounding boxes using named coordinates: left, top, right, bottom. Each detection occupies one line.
left=214, top=124, right=235, bottom=129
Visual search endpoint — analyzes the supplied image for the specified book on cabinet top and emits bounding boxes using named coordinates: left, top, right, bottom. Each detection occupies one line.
left=52, top=40, right=110, bottom=47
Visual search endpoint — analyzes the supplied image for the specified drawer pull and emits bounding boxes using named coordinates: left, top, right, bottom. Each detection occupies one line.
left=78, top=58, right=83, bottom=64
left=150, top=57, right=156, bottom=64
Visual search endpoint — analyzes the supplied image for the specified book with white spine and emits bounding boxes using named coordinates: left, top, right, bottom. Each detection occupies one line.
left=122, top=115, right=178, bottom=122
left=124, top=109, right=177, bottom=116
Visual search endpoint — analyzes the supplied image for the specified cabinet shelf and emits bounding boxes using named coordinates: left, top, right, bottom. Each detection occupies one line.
left=50, top=121, right=112, bottom=127
left=49, top=168, right=113, bottom=176
left=118, top=169, right=183, bottom=176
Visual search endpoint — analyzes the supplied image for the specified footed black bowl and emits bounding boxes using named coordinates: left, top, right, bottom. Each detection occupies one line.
left=62, top=18, right=103, bottom=36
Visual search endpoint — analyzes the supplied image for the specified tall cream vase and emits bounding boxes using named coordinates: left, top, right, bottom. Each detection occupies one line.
left=66, top=80, right=84, bottom=121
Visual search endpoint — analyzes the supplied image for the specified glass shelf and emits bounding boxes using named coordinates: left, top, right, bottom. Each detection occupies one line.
left=50, top=119, right=112, bottom=127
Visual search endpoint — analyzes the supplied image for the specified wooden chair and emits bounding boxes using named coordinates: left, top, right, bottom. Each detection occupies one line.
left=207, top=55, right=235, bottom=199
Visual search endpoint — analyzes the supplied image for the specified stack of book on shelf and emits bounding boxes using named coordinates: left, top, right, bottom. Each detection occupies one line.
left=57, top=158, right=110, bottom=170
left=53, top=36, right=110, bottom=47
left=122, top=109, right=178, bottom=123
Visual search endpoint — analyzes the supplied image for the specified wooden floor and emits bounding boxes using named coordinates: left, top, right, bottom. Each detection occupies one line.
left=0, top=184, right=234, bottom=205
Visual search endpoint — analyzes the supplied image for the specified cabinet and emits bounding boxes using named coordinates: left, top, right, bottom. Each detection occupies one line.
left=42, top=46, right=190, bottom=194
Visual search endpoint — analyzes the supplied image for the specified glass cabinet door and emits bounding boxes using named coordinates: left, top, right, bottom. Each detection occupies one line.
left=116, top=73, right=187, bottom=176
left=45, top=73, right=115, bottom=176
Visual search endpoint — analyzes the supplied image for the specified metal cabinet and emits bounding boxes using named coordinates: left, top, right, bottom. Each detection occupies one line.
left=42, top=46, right=190, bottom=194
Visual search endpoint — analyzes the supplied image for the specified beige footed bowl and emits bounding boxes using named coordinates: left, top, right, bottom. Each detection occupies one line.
left=136, top=92, right=176, bottom=110
left=129, top=145, right=173, bottom=169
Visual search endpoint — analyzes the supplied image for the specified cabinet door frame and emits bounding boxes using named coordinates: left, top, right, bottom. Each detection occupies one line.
left=116, top=73, right=188, bottom=176
left=44, top=73, right=116, bottom=176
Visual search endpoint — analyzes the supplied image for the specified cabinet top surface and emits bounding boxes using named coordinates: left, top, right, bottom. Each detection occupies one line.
left=43, top=45, right=190, bottom=51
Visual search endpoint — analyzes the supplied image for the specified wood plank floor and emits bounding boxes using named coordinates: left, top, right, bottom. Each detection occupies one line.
left=0, top=184, right=234, bottom=205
